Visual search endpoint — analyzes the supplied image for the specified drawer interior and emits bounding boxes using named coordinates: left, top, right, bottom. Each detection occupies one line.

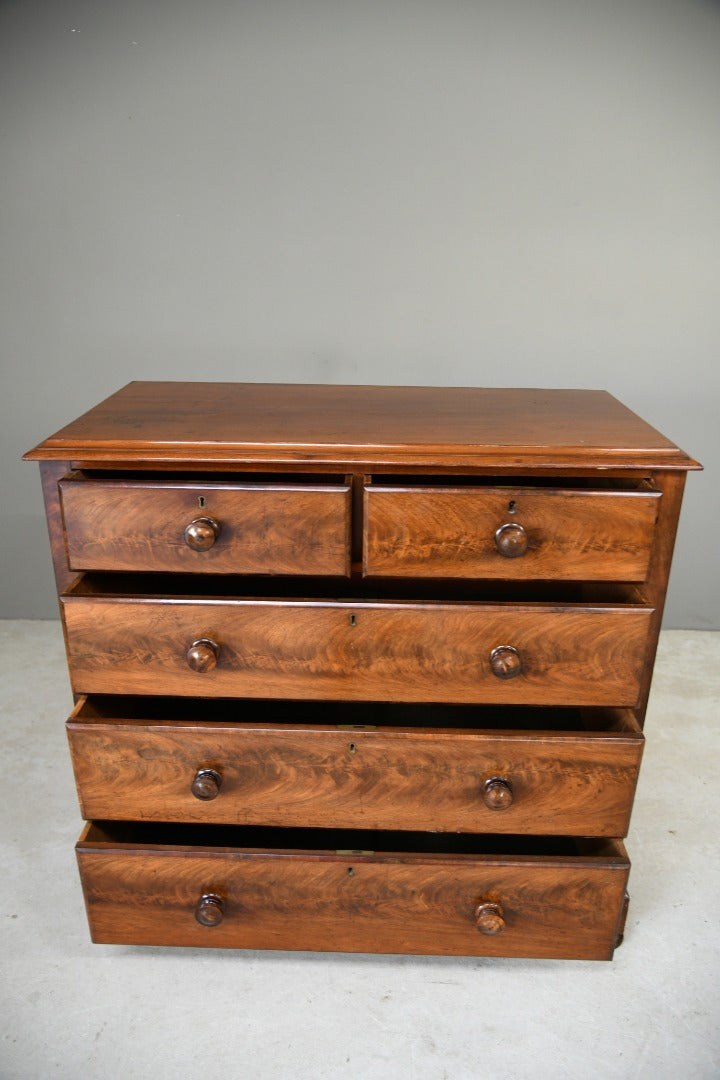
left=67, top=469, right=350, bottom=486
left=66, top=572, right=649, bottom=606
left=73, top=694, right=641, bottom=735
left=367, top=475, right=654, bottom=490
left=79, top=820, right=628, bottom=861
left=72, top=471, right=656, bottom=490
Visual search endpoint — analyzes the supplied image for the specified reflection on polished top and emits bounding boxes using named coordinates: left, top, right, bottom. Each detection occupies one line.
left=24, top=381, right=700, bottom=469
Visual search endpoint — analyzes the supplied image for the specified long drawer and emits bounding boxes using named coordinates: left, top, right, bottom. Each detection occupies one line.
left=76, top=823, right=630, bottom=959
left=61, top=591, right=654, bottom=706
left=67, top=698, right=643, bottom=836
left=59, top=473, right=352, bottom=576
left=364, top=482, right=660, bottom=581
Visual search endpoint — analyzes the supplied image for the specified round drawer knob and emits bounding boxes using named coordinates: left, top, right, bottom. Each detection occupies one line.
left=186, top=638, right=220, bottom=672
left=482, top=776, right=514, bottom=811
left=494, top=522, right=528, bottom=558
left=489, top=645, right=522, bottom=680
left=191, top=768, right=222, bottom=801
left=184, top=517, right=219, bottom=551
left=195, top=893, right=225, bottom=927
left=475, top=901, right=505, bottom=936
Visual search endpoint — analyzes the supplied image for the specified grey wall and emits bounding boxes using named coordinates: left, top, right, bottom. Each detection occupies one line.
left=2, top=0, right=717, bottom=625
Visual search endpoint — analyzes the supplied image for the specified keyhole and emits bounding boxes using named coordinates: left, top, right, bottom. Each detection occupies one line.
left=349, top=613, right=357, bottom=627
left=348, top=742, right=357, bottom=754
left=508, top=500, right=516, bottom=514
left=198, top=496, right=206, bottom=509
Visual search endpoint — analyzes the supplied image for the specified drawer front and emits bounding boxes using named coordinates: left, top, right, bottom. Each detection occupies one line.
left=364, top=486, right=660, bottom=580
left=62, top=597, right=654, bottom=706
left=76, top=826, right=630, bottom=959
left=59, top=476, right=351, bottom=576
left=67, top=709, right=643, bottom=836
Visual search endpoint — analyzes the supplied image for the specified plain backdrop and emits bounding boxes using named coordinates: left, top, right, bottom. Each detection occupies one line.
left=1, top=0, right=717, bottom=624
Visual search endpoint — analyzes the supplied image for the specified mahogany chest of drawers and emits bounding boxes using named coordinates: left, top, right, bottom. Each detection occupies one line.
left=25, top=382, right=699, bottom=960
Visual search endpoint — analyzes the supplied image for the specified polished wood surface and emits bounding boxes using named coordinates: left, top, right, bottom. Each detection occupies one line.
left=76, top=825, right=630, bottom=959
left=60, top=475, right=351, bottom=576
left=185, top=639, right=219, bottom=673
left=61, top=595, right=653, bottom=706
left=364, top=485, right=660, bottom=581
left=66, top=703, right=643, bottom=836
left=26, top=383, right=699, bottom=959
left=190, top=768, right=222, bottom=801
left=489, top=645, right=523, bottom=680
left=195, top=893, right=225, bottom=927
left=183, top=517, right=219, bottom=551
left=633, top=471, right=688, bottom=727
left=475, top=901, right=505, bottom=935
left=494, top=522, right=528, bottom=558
left=39, top=461, right=78, bottom=596
left=481, top=777, right=514, bottom=811
left=25, top=382, right=700, bottom=469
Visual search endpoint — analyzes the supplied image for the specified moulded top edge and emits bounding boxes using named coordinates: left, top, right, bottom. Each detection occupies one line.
left=23, top=444, right=702, bottom=470
left=22, top=383, right=702, bottom=471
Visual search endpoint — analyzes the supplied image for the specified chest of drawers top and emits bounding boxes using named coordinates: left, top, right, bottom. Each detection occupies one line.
left=25, top=381, right=698, bottom=471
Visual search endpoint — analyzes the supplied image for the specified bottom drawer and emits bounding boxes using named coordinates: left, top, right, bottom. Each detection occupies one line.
left=76, top=824, right=630, bottom=960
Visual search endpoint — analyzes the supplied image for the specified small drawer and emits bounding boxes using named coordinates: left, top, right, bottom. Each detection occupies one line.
left=76, top=823, right=630, bottom=959
left=59, top=473, right=351, bottom=576
left=364, top=482, right=660, bottom=581
left=68, top=698, right=643, bottom=837
left=61, top=585, right=654, bottom=707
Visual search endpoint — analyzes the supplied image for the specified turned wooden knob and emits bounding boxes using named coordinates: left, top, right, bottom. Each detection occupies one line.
left=186, top=638, right=219, bottom=672
left=195, top=893, right=225, bottom=927
left=482, top=776, right=514, bottom=811
left=494, top=522, right=528, bottom=558
left=184, top=516, right=219, bottom=551
left=191, top=768, right=222, bottom=800
left=475, top=901, right=505, bottom=935
left=489, top=644, right=522, bottom=679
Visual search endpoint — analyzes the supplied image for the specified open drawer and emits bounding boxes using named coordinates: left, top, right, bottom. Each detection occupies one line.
left=76, top=823, right=631, bottom=959
left=363, top=477, right=660, bottom=581
left=59, top=471, right=352, bottom=576
left=68, top=697, right=643, bottom=837
left=61, top=578, right=655, bottom=707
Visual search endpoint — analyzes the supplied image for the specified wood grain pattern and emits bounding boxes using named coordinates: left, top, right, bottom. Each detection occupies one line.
left=59, top=476, right=351, bottom=576
left=67, top=706, right=643, bottom=835
left=24, top=382, right=700, bottom=469
left=24, top=384, right=699, bottom=960
left=364, top=485, right=659, bottom=581
left=61, top=596, right=654, bottom=706
left=39, top=461, right=77, bottom=595
left=633, top=471, right=687, bottom=727
left=75, top=827, right=630, bottom=959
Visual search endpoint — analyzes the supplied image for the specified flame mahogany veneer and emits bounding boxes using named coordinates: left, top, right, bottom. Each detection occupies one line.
left=26, top=383, right=700, bottom=960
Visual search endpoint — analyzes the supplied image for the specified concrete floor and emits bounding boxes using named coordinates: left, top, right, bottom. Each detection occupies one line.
left=1, top=622, right=718, bottom=1080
